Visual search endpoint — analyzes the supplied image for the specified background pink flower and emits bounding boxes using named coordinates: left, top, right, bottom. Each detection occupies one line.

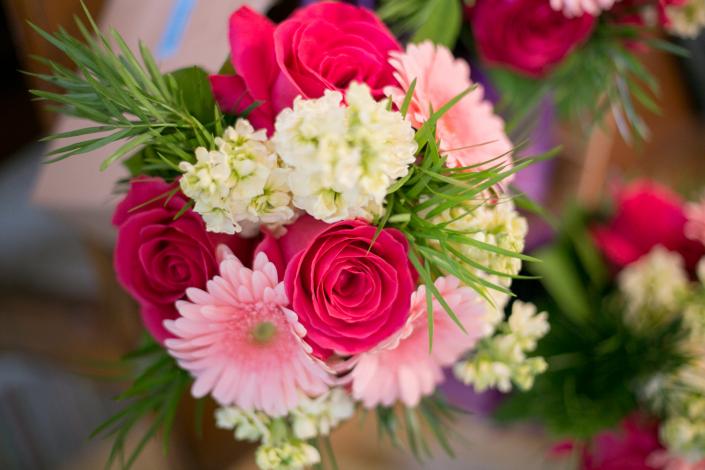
left=386, top=41, right=513, bottom=176
left=351, top=276, right=493, bottom=408
left=592, top=180, right=705, bottom=272
left=210, top=2, right=400, bottom=133
left=469, top=0, right=596, bottom=77
left=113, top=178, right=254, bottom=343
left=580, top=415, right=663, bottom=470
left=164, top=248, right=330, bottom=416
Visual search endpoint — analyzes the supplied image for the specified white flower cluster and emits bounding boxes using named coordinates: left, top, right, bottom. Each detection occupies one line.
left=430, top=199, right=527, bottom=296
left=180, top=119, right=294, bottom=234
left=255, top=442, right=320, bottom=470
left=636, top=256, right=705, bottom=462
left=215, top=389, right=354, bottom=470
left=618, top=246, right=689, bottom=331
left=652, top=360, right=705, bottom=462
left=272, top=82, right=417, bottom=222
left=216, top=407, right=319, bottom=469
left=454, top=301, right=549, bottom=392
left=666, top=0, right=705, bottom=39
left=290, top=389, right=355, bottom=440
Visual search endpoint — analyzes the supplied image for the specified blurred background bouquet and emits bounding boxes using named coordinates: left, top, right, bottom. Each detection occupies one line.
left=499, top=179, right=705, bottom=469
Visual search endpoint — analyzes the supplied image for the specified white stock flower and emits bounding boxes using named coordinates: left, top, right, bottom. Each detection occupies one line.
left=666, top=0, right=705, bottom=39
left=272, top=82, right=417, bottom=222
left=291, top=389, right=354, bottom=440
left=508, top=301, right=550, bottom=351
left=180, top=119, right=295, bottom=234
left=215, top=407, right=269, bottom=442
left=430, top=199, right=527, bottom=293
left=255, top=441, right=321, bottom=470
left=618, top=246, right=689, bottom=330
left=454, top=301, right=549, bottom=393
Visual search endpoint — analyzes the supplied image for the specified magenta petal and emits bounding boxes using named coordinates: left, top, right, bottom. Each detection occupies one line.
left=142, top=302, right=178, bottom=344
left=278, top=215, right=329, bottom=265
left=209, top=74, right=274, bottom=134
left=255, top=230, right=285, bottom=277
left=227, top=6, right=277, bottom=102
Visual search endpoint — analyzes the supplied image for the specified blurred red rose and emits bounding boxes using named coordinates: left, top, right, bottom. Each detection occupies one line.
left=469, top=0, right=596, bottom=77
left=582, top=415, right=663, bottom=470
left=592, top=180, right=705, bottom=272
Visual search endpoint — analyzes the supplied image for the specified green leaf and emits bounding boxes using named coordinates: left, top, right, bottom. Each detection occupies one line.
left=410, top=0, right=462, bottom=48
left=530, top=246, right=592, bottom=327
left=167, top=66, right=216, bottom=124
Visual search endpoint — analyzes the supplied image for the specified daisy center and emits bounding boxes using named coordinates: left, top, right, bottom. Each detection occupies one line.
left=251, top=321, right=277, bottom=345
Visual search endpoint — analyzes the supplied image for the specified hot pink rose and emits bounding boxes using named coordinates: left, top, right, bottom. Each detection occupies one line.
left=273, top=217, right=416, bottom=359
left=210, top=2, right=401, bottom=133
left=469, top=0, right=596, bottom=77
left=113, top=178, right=255, bottom=343
left=592, top=180, right=705, bottom=272
left=582, top=415, right=663, bottom=470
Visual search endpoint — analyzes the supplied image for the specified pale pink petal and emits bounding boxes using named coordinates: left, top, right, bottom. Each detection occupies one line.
left=351, top=276, right=493, bottom=408
left=386, top=41, right=514, bottom=180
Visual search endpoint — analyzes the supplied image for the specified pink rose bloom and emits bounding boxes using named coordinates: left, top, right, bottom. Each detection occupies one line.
left=685, top=195, right=705, bottom=246
left=164, top=248, right=330, bottom=416
left=386, top=41, right=514, bottom=175
left=280, top=217, right=416, bottom=359
left=350, top=276, right=493, bottom=408
left=210, top=2, right=400, bottom=133
left=580, top=415, right=663, bottom=470
left=592, top=180, right=705, bottom=272
left=469, top=0, right=596, bottom=77
left=113, top=178, right=254, bottom=343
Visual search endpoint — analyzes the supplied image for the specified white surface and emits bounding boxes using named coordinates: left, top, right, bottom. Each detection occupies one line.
left=31, top=0, right=270, bottom=243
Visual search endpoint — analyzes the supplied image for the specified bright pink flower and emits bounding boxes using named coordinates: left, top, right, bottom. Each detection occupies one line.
left=685, top=195, right=705, bottom=246
left=283, top=218, right=416, bottom=359
left=386, top=41, right=513, bottom=176
left=351, top=276, right=493, bottom=408
left=469, top=0, right=596, bottom=77
left=581, top=415, right=663, bottom=470
left=164, top=248, right=331, bottom=416
left=210, top=2, right=400, bottom=133
left=113, top=178, right=254, bottom=343
left=592, top=180, right=705, bottom=272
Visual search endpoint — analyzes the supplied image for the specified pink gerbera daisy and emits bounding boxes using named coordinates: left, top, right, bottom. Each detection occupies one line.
left=386, top=41, right=513, bottom=177
left=350, top=276, right=495, bottom=408
left=164, top=246, right=331, bottom=416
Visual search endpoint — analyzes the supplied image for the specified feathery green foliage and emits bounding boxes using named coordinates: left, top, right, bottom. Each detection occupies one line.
left=378, top=85, right=551, bottom=348
left=378, top=0, right=463, bottom=48
left=91, top=336, right=191, bottom=470
left=28, top=4, right=224, bottom=175
left=375, top=395, right=463, bottom=461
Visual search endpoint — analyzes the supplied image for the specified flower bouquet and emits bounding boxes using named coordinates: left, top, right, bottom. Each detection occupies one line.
left=378, top=0, right=705, bottom=140
left=497, top=179, right=705, bottom=468
left=31, top=2, right=551, bottom=468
